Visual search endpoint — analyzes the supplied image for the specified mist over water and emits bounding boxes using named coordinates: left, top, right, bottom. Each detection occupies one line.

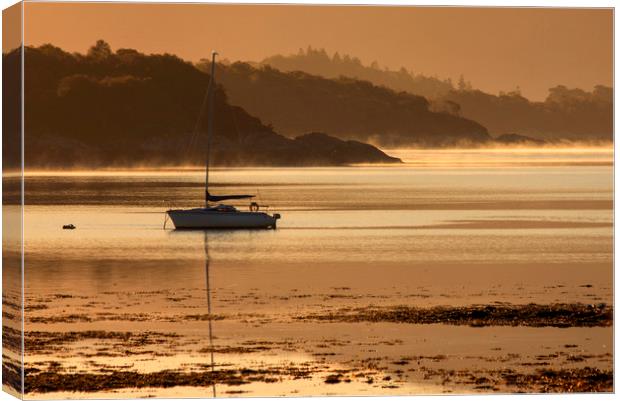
left=384, top=146, right=613, bottom=166
left=23, top=147, right=612, bottom=263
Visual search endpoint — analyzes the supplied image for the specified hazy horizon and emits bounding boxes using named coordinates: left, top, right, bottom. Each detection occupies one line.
left=22, top=3, right=612, bottom=101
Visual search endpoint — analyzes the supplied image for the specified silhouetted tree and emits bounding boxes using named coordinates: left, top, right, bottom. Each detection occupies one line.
left=263, top=48, right=455, bottom=99
left=88, top=40, right=112, bottom=61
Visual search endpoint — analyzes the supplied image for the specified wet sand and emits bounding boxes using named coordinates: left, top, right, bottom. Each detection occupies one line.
left=12, top=257, right=613, bottom=398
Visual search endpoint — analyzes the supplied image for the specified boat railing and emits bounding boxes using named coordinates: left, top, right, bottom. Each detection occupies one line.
left=253, top=189, right=280, bottom=216
left=163, top=199, right=280, bottom=218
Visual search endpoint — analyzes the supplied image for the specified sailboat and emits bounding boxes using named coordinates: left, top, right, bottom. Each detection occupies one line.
left=167, top=52, right=281, bottom=229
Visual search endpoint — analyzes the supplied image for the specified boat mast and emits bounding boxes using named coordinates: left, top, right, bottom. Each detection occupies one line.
left=205, top=51, right=218, bottom=208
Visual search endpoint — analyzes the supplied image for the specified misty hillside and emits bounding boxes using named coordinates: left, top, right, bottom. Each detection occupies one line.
left=200, top=61, right=490, bottom=147
left=4, top=42, right=400, bottom=168
left=262, top=47, right=455, bottom=100
left=262, top=47, right=612, bottom=141
left=437, top=86, right=612, bottom=141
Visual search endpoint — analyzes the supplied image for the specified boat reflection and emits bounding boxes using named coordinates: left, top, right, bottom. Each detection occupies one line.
left=204, top=231, right=216, bottom=398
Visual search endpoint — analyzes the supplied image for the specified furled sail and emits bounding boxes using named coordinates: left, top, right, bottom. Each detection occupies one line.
left=207, top=192, right=254, bottom=202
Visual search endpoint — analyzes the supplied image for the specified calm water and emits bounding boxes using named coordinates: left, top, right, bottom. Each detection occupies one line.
left=17, top=148, right=614, bottom=397
left=24, top=149, right=612, bottom=266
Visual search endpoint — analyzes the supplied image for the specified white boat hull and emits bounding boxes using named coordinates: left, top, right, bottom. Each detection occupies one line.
left=167, top=209, right=279, bottom=229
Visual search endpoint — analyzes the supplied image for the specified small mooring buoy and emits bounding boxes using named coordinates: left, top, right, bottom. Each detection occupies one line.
left=63, top=224, right=76, bottom=230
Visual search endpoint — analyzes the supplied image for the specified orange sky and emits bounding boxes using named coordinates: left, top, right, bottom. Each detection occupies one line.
left=2, top=2, right=21, bottom=51
left=23, top=3, right=612, bottom=100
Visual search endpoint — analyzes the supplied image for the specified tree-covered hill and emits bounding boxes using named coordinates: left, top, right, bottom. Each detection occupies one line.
left=261, top=47, right=612, bottom=142
left=262, top=46, right=455, bottom=99
left=436, top=86, right=612, bottom=141
left=4, top=42, right=400, bottom=168
left=201, top=60, right=491, bottom=147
